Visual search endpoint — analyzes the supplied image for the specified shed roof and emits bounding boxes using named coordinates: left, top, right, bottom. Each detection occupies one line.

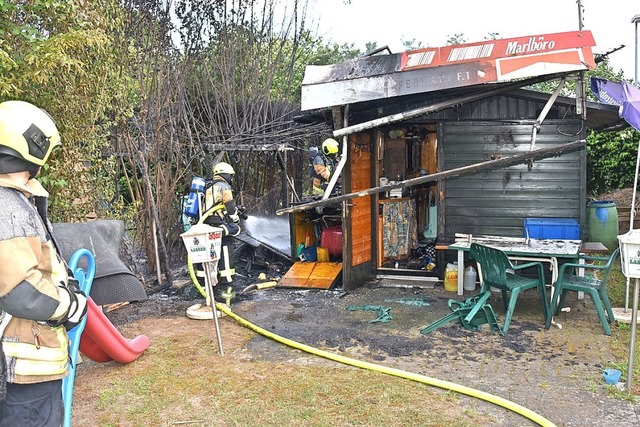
left=301, top=30, right=596, bottom=111
left=296, top=30, right=624, bottom=132
left=295, top=75, right=625, bottom=132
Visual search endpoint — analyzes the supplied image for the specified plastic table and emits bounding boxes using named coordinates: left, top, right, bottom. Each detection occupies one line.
left=448, top=236, right=582, bottom=296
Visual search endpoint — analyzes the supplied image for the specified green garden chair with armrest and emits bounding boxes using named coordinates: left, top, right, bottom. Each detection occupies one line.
left=544, top=248, right=619, bottom=336
left=470, top=243, right=550, bottom=334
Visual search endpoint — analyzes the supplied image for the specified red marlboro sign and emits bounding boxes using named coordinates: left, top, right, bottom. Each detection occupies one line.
left=301, top=30, right=596, bottom=111
left=401, top=31, right=596, bottom=74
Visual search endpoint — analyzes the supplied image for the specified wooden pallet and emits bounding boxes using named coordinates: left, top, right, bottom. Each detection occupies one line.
left=279, top=261, right=342, bottom=289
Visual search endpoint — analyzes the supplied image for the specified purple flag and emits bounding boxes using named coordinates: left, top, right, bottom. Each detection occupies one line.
left=590, top=77, right=640, bottom=132
left=621, top=81, right=640, bottom=132
left=590, top=77, right=624, bottom=106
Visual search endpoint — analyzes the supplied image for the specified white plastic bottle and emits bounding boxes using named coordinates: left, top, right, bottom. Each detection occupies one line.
left=463, top=265, right=477, bottom=291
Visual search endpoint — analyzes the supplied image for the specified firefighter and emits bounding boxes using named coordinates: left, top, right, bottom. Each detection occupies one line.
left=0, top=100, right=88, bottom=426
left=311, top=138, right=339, bottom=196
left=202, top=161, right=247, bottom=284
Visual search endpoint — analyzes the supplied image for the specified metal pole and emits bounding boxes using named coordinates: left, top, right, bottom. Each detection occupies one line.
left=634, top=15, right=640, bottom=86
left=151, top=220, right=162, bottom=286
left=577, top=0, right=583, bottom=32
left=625, top=140, right=640, bottom=312
left=627, top=14, right=640, bottom=392
left=627, top=278, right=639, bottom=392
left=203, top=261, right=224, bottom=355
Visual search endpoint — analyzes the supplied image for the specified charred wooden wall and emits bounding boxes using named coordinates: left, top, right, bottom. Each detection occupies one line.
left=440, top=119, right=585, bottom=241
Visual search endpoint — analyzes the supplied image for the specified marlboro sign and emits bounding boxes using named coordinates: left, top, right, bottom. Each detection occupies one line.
left=402, top=31, right=595, bottom=76
left=301, top=30, right=596, bottom=111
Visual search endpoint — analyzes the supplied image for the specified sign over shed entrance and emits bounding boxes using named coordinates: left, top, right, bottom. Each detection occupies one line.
left=301, top=30, right=596, bottom=111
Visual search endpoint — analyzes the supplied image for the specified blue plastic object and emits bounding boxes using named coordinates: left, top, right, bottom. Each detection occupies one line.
left=301, top=245, right=318, bottom=262
left=523, top=218, right=580, bottom=240
left=184, top=176, right=205, bottom=217
left=603, top=368, right=621, bottom=385
left=62, top=249, right=96, bottom=427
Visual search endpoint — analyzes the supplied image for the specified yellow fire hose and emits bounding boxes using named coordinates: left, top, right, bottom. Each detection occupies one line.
left=215, top=302, right=557, bottom=427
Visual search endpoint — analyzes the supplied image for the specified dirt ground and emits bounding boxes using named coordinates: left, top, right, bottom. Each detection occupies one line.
left=70, top=188, right=640, bottom=425
left=73, top=275, right=640, bottom=427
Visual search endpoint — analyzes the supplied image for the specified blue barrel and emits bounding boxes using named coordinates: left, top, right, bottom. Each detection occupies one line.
left=587, top=200, right=619, bottom=250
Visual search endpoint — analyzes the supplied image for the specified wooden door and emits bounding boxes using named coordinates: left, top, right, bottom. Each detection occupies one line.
left=342, top=132, right=375, bottom=290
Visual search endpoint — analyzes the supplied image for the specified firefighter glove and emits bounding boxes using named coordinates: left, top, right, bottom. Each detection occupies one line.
left=49, top=280, right=88, bottom=331
left=220, top=222, right=241, bottom=237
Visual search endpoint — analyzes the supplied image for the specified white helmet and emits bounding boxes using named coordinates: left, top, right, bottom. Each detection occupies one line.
left=213, top=162, right=235, bottom=176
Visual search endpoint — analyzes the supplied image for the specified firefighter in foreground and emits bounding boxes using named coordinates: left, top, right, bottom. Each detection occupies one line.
left=311, top=138, right=339, bottom=197
left=203, top=162, right=248, bottom=283
left=0, top=100, right=88, bottom=426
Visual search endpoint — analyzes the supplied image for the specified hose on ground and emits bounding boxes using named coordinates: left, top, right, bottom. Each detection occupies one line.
left=215, top=303, right=556, bottom=427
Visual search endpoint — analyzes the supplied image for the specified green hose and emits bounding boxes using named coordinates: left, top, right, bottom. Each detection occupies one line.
left=216, top=302, right=557, bottom=427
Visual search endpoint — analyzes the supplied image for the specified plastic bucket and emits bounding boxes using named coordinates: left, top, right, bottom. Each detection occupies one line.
left=587, top=200, right=619, bottom=250
left=602, top=368, right=621, bottom=385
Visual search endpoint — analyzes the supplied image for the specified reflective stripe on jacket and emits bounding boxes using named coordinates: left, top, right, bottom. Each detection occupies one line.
left=312, top=154, right=332, bottom=193
left=0, top=175, right=70, bottom=384
left=3, top=325, right=68, bottom=383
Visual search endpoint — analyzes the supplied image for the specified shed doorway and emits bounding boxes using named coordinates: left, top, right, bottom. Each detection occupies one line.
left=375, top=124, right=439, bottom=277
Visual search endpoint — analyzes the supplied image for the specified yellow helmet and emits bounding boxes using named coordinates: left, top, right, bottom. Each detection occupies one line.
left=0, top=100, right=61, bottom=176
left=322, top=138, right=339, bottom=155
left=213, top=162, right=235, bottom=176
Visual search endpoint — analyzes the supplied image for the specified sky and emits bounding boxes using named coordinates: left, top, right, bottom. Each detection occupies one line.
left=308, top=0, right=639, bottom=80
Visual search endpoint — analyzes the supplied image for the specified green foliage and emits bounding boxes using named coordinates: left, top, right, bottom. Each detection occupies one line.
left=0, top=0, right=136, bottom=222
left=364, top=41, right=379, bottom=53
left=446, top=34, right=467, bottom=45
left=527, top=60, right=626, bottom=97
left=587, top=128, right=640, bottom=195
left=401, top=38, right=423, bottom=50
left=519, top=59, right=637, bottom=196
left=303, top=36, right=362, bottom=65
left=280, top=33, right=361, bottom=102
left=583, top=61, right=637, bottom=195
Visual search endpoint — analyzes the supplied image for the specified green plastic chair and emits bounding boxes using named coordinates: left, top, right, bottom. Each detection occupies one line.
left=544, top=248, right=619, bottom=335
left=419, top=291, right=502, bottom=335
left=470, top=243, right=550, bottom=334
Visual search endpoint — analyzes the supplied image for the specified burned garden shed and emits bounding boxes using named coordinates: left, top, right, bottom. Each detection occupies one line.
left=278, top=30, right=623, bottom=290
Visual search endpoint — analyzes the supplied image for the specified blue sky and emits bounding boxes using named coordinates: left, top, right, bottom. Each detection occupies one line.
left=310, top=0, right=639, bottom=80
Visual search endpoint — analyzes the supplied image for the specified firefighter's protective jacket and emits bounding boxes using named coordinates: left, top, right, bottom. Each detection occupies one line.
left=0, top=174, right=72, bottom=384
left=311, top=152, right=333, bottom=195
left=204, top=175, right=240, bottom=235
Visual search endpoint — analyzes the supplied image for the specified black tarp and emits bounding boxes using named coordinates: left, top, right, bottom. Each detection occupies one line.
left=52, top=220, right=148, bottom=305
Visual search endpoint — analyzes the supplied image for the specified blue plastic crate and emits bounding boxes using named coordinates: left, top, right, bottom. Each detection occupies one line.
left=523, top=218, right=580, bottom=240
